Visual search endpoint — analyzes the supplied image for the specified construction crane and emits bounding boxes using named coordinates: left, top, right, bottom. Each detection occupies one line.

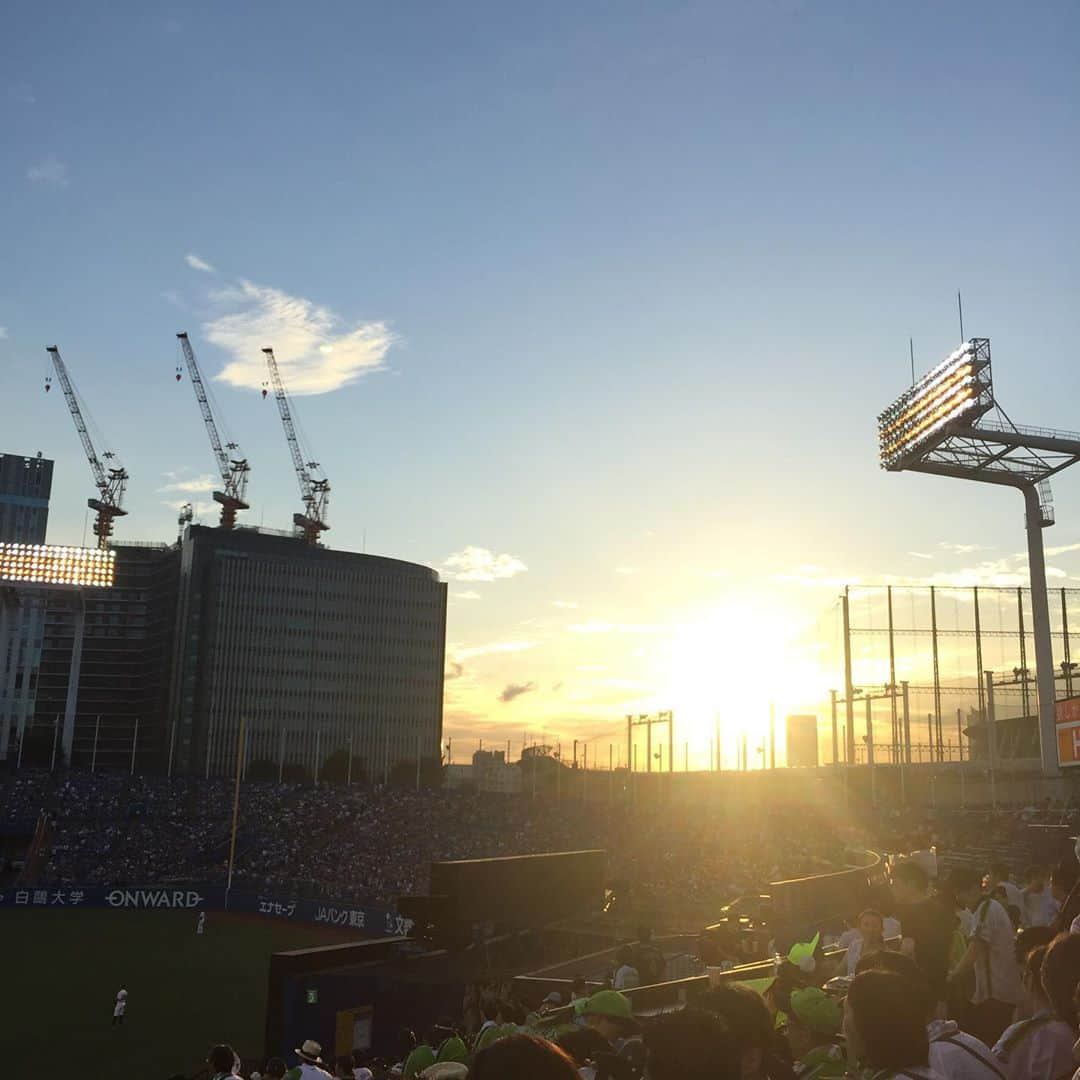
left=175, top=332, right=251, bottom=530
left=46, top=346, right=128, bottom=548
left=262, top=347, right=330, bottom=544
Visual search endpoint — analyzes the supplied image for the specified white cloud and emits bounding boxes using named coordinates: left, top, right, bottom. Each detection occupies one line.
left=568, top=620, right=660, bottom=634
left=27, top=155, right=69, bottom=188
left=939, top=542, right=986, bottom=555
left=614, top=566, right=637, bottom=576
left=185, top=253, right=215, bottom=273
left=205, top=278, right=395, bottom=395
left=908, top=552, right=934, bottom=560
left=1045, top=542, right=1080, bottom=558
left=452, top=639, right=536, bottom=661
left=0, top=326, right=7, bottom=339
left=443, top=546, right=527, bottom=582
left=164, top=499, right=215, bottom=516
left=9, top=84, right=36, bottom=105
left=552, top=600, right=578, bottom=609
left=452, top=590, right=482, bottom=601
left=158, top=473, right=217, bottom=495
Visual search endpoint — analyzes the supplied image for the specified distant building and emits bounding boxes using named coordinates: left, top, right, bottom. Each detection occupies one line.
left=786, top=714, right=819, bottom=768
left=472, top=748, right=523, bottom=794
left=0, top=452, right=54, bottom=759
left=0, top=452, right=53, bottom=544
left=168, top=526, right=447, bottom=778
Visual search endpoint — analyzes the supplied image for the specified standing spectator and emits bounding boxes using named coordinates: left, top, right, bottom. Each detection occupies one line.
left=842, top=970, right=938, bottom=1079
left=948, top=868, right=1024, bottom=1048
left=633, top=927, right=665, bottom=986
left=292, top=1040, right=332, bottom=1079
left=612, top=946, right=640, bottom=990
left=985, top=863, right=1025, bottom=920
left=1023, top=866, right=1059, bottom=928
left=111, top=986, right=128, bottom=1026
left=892, top=861, right=955, bottom=1006
left=844, top=909, right=889, bottom=976
left=350, top=1052, right=373, bottom=1080
left=992, top=943, right=1074, bottom=1079
left=701, top=983, right=796, bottom=1080
left=581, top=990, right=644, bottom=1072
left=263, top=1060, right=287, bottom=1080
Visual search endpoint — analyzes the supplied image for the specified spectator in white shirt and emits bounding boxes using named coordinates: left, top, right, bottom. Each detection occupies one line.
left=613, top=945, right=640, bottom=990
left=985, top=863, right=1025, bottom=920
left=845, top=908, right=889, bottom=976
left=1023, top=866, right=1059, bottom=928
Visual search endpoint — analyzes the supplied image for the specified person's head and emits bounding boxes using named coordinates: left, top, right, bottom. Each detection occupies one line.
left=987, top=861, right=1011, bottom=888
left=616, top=944, right=634, bottom=966
left=784, top=987, right=842, bottom=1061
left=1052, top=858, right=1080, bottom=903
left=637, top=926, right=653, bottom=944
left=208, top=1045, right=238, bottom=1076
left=1026, top=865, right=1048, bottom=891
left=582, top=990, right=636, bottom=1043
left=554, top=1026, right=612, bottom=1068
left=1016, top=924, right=1057, bottom=966
left=843, top=971, right=929, bottom=1070
left=480, top=999, right=499, bottom=1023
left=947, top=867, right=983, bottom=909
left=891, top=860, right=930, bottom=904
left=334, top=1055, right=354, bottom=1079
left=263, top=1058, right=287, bottom=1080
left=857, top=909, right=885, bottom=948
left=699, top=983, right=783, bottom=1080
left=570, top=975, right=587, bottom=1001
left=1022, top=945, right=1052, bottom=1008
left=645, top=1008, right=740, bottom=1080
left=856, top=950, right=935, bottom=1020
left=471, top=1034, right=579, bottom=1080
left=1041, top=931, right=1080, bottom=1027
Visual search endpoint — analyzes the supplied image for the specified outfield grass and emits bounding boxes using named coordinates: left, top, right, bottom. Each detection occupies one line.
left=1, top=908, right=357, bottom=1079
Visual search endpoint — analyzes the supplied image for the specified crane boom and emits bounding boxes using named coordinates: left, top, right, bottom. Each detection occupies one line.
left=262, top=347, right=329, bottom=543
left=46, top=346, right=128, bottom=548
left=176, top=332, right=250, bottom=529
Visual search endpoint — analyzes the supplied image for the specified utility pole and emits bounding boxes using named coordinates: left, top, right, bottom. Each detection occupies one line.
left=985, top=671, right=998, bottom=811
left=843, top=587, right=855, bottom=763
left=830, top=690, right=839, bottom=765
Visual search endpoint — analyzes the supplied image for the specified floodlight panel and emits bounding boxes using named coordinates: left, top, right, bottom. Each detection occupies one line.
left=877, top=339, right=994, bottom=470
left=0, top=542, right=116, bottom=588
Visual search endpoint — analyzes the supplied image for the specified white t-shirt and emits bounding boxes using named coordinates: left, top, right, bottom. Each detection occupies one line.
left=1024, top=885, right=1060, bottom=928
left=993, top=1012, right=1075, bottom=1080
left=113, top=991, right=127, bottom=1017
left=613, top=964, right=640, bottom=990
left=971, top=897, right=1024, bottom=1006
left=927, top=1020, right=1004, bottom=1080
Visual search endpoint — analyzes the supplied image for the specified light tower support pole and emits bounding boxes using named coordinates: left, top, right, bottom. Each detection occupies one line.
left=61, top=593, right=86, bottom=766
left=1024, top=484, right=1061, bottom=778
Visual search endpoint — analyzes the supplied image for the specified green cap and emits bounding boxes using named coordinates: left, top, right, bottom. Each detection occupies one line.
left=404, top=1045, right=436, bottom=1077
left=789, top=987, right=842, bottom=1036
left=435, top=1036, right=468, bottom=1064
left=788, top=932, right=821, bottom=972
left=582, top=990, right=633, bottom=1021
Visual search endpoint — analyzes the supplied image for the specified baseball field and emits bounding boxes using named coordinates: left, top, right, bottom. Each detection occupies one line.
left=1, top=907, right=357, bottom=1079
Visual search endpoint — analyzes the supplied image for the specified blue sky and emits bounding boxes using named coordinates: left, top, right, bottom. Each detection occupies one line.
left=3, top=1, right=1079, bottom=757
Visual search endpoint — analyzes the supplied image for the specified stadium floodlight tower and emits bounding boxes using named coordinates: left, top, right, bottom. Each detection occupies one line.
left=877, top=337, right=1080, bottom=781
left=0, top=543, right=116, bottom=765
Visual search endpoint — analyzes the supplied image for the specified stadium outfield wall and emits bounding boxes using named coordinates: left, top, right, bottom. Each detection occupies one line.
left=0, top=882, right=414, bottom=936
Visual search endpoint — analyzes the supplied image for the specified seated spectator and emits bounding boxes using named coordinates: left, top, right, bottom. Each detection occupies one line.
left=782, top=987, right=844, bottom=1078
left=471, top=1034, right=579, bottom=1080
left=612, top=946, right=640, bottom=990
left=350, top=1051, right=373, bottom=1080
left=700, top=984, right=796, bottom=1080
left=580, top=991, right=643, bottom=1073
left=842, top=970, right=939, bottom=1079
left=644, top=1007, right=740, bottom=1080
left=845, top=908, right=889, bottom=975
left=994, top=935, right=1080, bottom=1080
left=863, top=950, right=1002, bottom=1079
left=291, top=1040, right=333, bottom=1080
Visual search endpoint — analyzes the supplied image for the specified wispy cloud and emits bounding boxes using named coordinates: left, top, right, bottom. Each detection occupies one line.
left=452, top=590, right=482, bottom=601
left=158, top=473, right=216, bottom=495
left=552, top=599, right=578, bottom=609
left=939, top=542, right=986, bottom=555
left=205, top=278, right=394, bottom=395
left=185, top=253, right=215, bottom=273
left=1045, top=542, right=1080, bottom=558
left=776, top=565, right=859, bottom=589
left=9, top=84, right=36, bottom=105
left=499, top=682, right=536, bottom=704
left=452, top=640, right=536, bottom=662
left=0, top=326, right=8, bottom=340
left=568, top=620, right=660, bottom=634
left=445, top=661, right=464, bottom=681
left=27, top=155, right=69, bottom=188
left=908, top=551, right=934, bottom=560
left=443, top=546, right=527, bottom=582
left=614, top=566, right=637, bottom=576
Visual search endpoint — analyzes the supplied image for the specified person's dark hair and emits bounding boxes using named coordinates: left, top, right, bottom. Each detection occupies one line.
left=1052, top=859, right=1080, bottom=896
left=555, top=1026, right=613, bottom=1067
left=1016, top=925, right=1057, bottom=965
left=846, top=970, right=930, bottom=1069
left=471, top=1034, right=579, bottom=1080
left=644, top=1008, right=739, bottom=1080
left=856, top=950, right=934, bottom=1017
left=571, top=975, right=587, bottom=995
left=947, top=867, right=981, bottom=894
left=700, top=984, right=774, bottom=1053
left=637, top=926, right=652, bottom=943
left=989, top=860, right=1011, bottom=882
left=857, top=908, right=884, bottom=928
left=207, top=1044, right=236, bottom=1073
left=335, top=1055, right=354, bottom=1073
left=480, top=998, right=499, bottom=1022
left=616, top=944, right=634, bottom=965
left=264, top=1057, right=287, bottom=1079
left=1041, top=932, right=1080, bottom=1026
left=1025, top=865, right=1047, bottom=884
left=892, top=861, right=929, bottom=891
